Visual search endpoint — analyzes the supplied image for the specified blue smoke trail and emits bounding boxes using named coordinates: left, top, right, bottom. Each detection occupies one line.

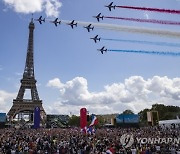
left=108, top=49, right=180, bottom=56
left=102, top=38, right=180, bottom=48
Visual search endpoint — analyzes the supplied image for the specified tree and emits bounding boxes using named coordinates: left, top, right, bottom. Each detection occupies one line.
left=138, top=108, right=150, bottom=123
left=68, top=115, right=80, bottom=127
left=138, top=104, right=180, bottom=125
left=122, top=109, right=134, bottom=114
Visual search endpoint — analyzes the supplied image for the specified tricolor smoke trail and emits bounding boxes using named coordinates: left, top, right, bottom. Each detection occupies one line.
left=61, top=20, right=180, bottom=38
left=104, top=16, right=180, bottom=26
left=116, top=5, right=180, bottom=14
left=108, top=49, right=180, bottom=56
left=101, top=38, right=180, bottom=48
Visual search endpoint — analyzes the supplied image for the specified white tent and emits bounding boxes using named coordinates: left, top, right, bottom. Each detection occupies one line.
left=159, top=119, right=180, bottom=128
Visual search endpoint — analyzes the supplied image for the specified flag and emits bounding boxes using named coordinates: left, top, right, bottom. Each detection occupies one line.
left=87, top=126, right=96, bottom=134
left=89, top=114, right=98, bottom=126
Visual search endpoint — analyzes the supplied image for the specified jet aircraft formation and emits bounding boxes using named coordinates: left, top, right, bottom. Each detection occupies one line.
left=35, top=16, right=45, bottom=24
left=90, top=35, right=101, bottom=43
left=67, top=20, right=77, bottom=29
left=97, top=46, right=107, bottom=54
left=35, top=2, right=116, bottom=54
left=84, top=24, right=94, bottom=32
left=50, top=18, right=61, bottom=27
left=105, top=2, right=116, bottom=11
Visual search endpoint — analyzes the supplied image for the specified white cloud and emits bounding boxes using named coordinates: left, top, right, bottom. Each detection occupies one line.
left=47, top=78, right=64, bottom=88
left=3, top=0, right=62, bottom=17
left=47, top=76, right=180, bottom=115
left=44, top=0, right=62, bottom=17
left=0, top=90, right=16, bottom=113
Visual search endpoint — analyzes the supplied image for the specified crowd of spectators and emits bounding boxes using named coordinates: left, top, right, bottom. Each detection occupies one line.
left=0, top=126, right=179, bottom=154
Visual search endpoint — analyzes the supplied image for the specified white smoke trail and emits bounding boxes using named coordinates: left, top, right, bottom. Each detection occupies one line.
left=61, top=20, right=180, bottom=38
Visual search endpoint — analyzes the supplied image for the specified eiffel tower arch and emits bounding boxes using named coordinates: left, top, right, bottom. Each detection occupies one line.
left=8, top=19, right=46, bottom=125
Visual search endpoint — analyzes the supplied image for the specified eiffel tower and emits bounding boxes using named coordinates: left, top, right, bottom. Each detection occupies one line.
left=8, top=19, right=46, bottom=122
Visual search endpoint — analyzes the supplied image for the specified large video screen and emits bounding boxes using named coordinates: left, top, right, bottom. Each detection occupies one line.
left=46, top=115, right=69, bottom=128
left=116, top=114, right=139, bottom=124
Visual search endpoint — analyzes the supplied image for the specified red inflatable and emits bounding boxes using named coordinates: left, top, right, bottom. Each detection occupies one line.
left=80, top=108, right=87, bottom=129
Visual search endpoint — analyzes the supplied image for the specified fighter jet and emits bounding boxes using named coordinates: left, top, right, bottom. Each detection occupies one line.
left=35, top=16, right=45, bottom=24
left=84, top=24, right=94, bottom=32
left=105, top=2, right=116, bottom=11
left=50, top=18, right=61, bottom=27
left=90, top=35, right=101, bottom=43
left=67, top=20, right=77, bottom=29
left=93, top=13, right=104, bottom=22
left=97, top=46, right=107, bottom=54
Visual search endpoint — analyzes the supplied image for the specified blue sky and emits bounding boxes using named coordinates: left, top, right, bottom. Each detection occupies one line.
left=0, top=0, right=180, bottom=115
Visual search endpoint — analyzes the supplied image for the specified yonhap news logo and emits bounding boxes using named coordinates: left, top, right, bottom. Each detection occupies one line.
left=120, top=134, right=180, bottom=148
left=120, top=134, right=134, bottom=148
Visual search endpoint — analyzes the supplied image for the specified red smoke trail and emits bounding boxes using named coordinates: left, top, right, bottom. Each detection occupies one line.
left=116, top=6, right=180, bottom=14
left=104, top=16, right=180, bottom=25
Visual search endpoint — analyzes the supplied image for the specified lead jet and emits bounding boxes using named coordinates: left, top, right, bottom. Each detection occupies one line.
left=90, top=35, right=101, bottom=43
left=97, top=46, right=107, bottom=54
left=84, top=24, right=94, bottom=32
left=93, top=13, right=104, bottom=22
left=35, top=16, right=45, bottom=24
left=105, top=2, right=116, bottom=11
left=50, top=18, right=61, bottom=26
left=67, top=20, right=77, bottom=29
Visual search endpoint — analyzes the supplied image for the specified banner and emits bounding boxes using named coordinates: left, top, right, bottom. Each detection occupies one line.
left=147, top=112, right=152, bottom=122
left=34, top=107, right=40, bottom=129
left=80, top=108, right=87, bottom=129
